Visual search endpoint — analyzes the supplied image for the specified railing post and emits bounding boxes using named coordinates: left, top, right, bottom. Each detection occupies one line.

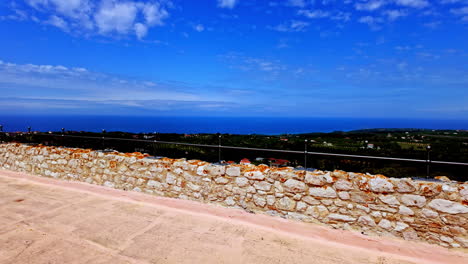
left=102, top=129, right=106, bottom=150
left=304, top=139, right=308, bottom=170
left=426, top=145, right=431, bottom=179
left=28, top=126, right=31, bottom=134
left=218, top=134, right=222, bottom=164
left=0, top=125, right=3, bottom=132
left=61, top=128, right=65, bottom=147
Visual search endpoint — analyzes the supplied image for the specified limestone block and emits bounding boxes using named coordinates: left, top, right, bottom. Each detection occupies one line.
left=328, top=214, right=356, bottom=222
left=166, top=173, right=177, bottom=185
left=442, top=184, right=457, bottom=193
left=283, top=179, right=307, bottom=193
left=103, top=181, right=115, bottom=188
left=287, top=212, right=308, bottom=221
left=266, top=195, right=276, bottom=206
left=454, top=237, right=468, bottom=247
left=399, top=205, right=414, bottom=216
left=296, top=201, right=307, bottom=212
left=147, top=180, right=163, bottom=189
left=187, top=182, right=201, bottom=192
left=302, top=196, right=321, bottom=205
left=235, top=177, right=249, bottom=187
left=394, top=222, right=409, bottom=232
left=304, top=171, right=333, bottom=186
left=276, top=197, right=296, bottom=211
left=274, top=181, right=284, bottom=193
left=334, top=179, right=353, bottom=191
left=246, top=186, right=256, bottom=194
left=309, top=187, right=337, bottom=198
left=428, top=199, right=468, bottom=214
left=419, top=183, right=442, bottom=197
left=378, top=219, right=393, bottom=230
left=421, top=208, right=438, bottom=218
left=206, top=165, right=225, bottom=176
left=225, top=166, right=241, bottom=177
left=349, top=191, right=375, bottom=204
left=368, top=178, right=394, bottom=193
left=400, top=194, right=426, bottom=208
left=196, top=166, right=208, bottom=176
left=338, top=191, right=350, bottom=200
left=358, top=215, right=376, bottom=226
left=379, top=195, right=400, bottom=207
left=225, top=197, right=236, bottom=206
left=244, top=171, right=265, bottom=180
left=253, top=195, right=266, bottom=207
left=440, top=235, right=454, bottom=243
left=253, top=181, right=272, bottom=191
left=215, top=177, right=230, bottom=185
left=369, top=204, right=397, bottom=213
left=305, top=205, right=329, bottom=218
left=460, top=185, right=468, bottom=201
left=356, top=204, right=370, bottom=213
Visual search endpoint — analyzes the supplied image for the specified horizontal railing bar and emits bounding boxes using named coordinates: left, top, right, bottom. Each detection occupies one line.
left=2, top=132, right=468, bottom=166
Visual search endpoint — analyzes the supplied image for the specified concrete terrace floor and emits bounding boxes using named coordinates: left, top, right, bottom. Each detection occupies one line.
left=0, top=170, right=467, bottom=264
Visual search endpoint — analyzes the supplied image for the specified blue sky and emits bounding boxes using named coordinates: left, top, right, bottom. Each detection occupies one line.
left=0, top=0, right=467, bottom=118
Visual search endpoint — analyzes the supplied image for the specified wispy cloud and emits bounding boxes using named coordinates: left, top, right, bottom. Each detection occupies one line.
left=286, top=0, right=308, bottom=8
left=384, top=9, right=407, bottom=21
left=0, top=59, right=211, bottom=102
left=355, top=0, right=387, bottom=11
left=450, top=6, right=468, bottom=22
left=298, top=9, right=330, bottom=19
left=271, top=20, right=309, bottom=32
left=395, top=0, right=429, bottom=9
left=217, top=0, right=238, bottom=9
left=358, top=16, right=383, bottom=30
left=193, top=24, right=205, bottom=32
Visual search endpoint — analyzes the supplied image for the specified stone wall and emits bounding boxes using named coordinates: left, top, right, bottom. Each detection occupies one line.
left=1, top=143, right=467, bottom=248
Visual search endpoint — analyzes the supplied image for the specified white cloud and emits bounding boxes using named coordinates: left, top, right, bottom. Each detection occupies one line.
left=194, top=24, right=204, bottom=32
left=440, top=0, right=466, bottom=4
left=397, top=61, right=408, bottom=70
left=0, top=58, right=249, bottom=115
left=298, top=9, right=330, bottom=18
left=17, top=0, right=170, bottom=39
left=384, top=9, right=407, bottom=21
left=358, top=15, right=383, bottom=29
left=331, top=12, right=352, bottom=22
left=451, top=6, right=468, bottom=21
left=271, top=20, right=309, bottom=32
left=395, top=0, right=429, bottom=8
left=141, top=2, right=168, bottom=26
left=94, top=1, right=138, bottom=34
left=287, top=0, right=308, bottom=7
left=45, top=15, right=68, bottom=31
left=134, top=23, right=148, bottom=39
left=451, top=6, right=468, bottom=15
left=0, top=59, right=204, bottom=102
left=355, top=1, right=387, bottom=11
left=218, top=0, right=238, bottom=9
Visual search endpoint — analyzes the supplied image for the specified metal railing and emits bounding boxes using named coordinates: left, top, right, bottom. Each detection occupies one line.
left=1, top=129, right=468, bottom=179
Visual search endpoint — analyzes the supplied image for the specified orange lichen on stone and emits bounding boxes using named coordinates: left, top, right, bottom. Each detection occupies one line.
left=109, top=161, right=117, bottom=169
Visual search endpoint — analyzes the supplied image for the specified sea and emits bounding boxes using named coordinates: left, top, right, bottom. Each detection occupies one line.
left=1, top=115, right=467, bottom=135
